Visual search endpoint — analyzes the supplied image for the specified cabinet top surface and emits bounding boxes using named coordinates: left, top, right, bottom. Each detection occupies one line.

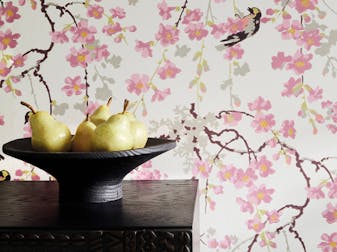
left=0, top=180, right=198, bottom=230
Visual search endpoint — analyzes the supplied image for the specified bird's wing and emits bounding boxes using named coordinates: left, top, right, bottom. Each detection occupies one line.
left=220, top=30, right=249, bottom=47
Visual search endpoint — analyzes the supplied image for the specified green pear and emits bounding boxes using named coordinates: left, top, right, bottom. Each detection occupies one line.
left=91, top=99, right=133, bottom=152
left=125, top=109, right=148, bottom=149
left=21, top=101, right=72, bottom=152
left=89, top=97, right=112, bottom=126
left=130, top=120, right=148, bottom=149
left=71, top=114, right=96, bottom=152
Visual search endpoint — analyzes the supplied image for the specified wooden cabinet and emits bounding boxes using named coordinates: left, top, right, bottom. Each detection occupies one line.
left=0, top=180, right=199, bottom=251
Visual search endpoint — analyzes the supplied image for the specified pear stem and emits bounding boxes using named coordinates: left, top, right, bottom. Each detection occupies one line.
left=123, top=99, right=129, bottom=114
left=106, top=97, right=112, bottom=107
left=20, top=101, right=36, bottom=114
left=85, top=113, right=89, bottom=121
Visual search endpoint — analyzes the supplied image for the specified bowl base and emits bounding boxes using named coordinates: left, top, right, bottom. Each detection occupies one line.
left=58, top=181, right=123, bottom=203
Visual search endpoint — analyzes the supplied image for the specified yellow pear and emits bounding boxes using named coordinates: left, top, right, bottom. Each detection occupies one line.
left=125, top=109, right=148, bottom=149
left=71, top=114, right=96, bottom=152
left=130, top=120, right=148, bottom=149
left=21, top=101, right=72, bottom=152
left=91, top=99, right=133, bottom=152
left=89, top=97, right=112, bottom=126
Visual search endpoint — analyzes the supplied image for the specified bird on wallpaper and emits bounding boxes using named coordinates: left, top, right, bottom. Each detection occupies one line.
left=218, top=7, right=262, bottom=49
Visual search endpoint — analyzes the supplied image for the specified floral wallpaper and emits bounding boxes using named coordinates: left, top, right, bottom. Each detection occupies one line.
left=1, top=0, right=337, bottom=251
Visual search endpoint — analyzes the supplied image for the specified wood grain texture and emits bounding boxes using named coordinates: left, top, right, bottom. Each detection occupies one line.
left=0, top=180, right=199, bottom=251
left=0, top=180, right=198, bottom=228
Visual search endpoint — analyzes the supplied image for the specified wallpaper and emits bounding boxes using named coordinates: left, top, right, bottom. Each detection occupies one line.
left=0, top=0, right=337, bottom=251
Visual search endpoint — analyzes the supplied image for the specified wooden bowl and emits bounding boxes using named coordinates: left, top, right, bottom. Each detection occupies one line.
left=2, top=137, right=176, bottom=203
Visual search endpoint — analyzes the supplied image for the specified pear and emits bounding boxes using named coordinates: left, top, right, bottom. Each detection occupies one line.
left=125, top=108, right=148, bottom=149
left=21, top=101, right=72, bottom=152
left=91, top=99, right=134, bottom=152
left=71, top=114, right=96, bottom=152
left=89, top=97, right=112, bottom=126
left=130, top=120, right=148, bottom=149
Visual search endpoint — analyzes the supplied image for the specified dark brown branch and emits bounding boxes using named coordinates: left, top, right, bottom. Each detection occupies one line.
left=175, top=0, right=188, bottom=27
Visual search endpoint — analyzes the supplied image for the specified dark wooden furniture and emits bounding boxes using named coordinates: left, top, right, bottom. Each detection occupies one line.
left=0, top=180, right=199, bottom=251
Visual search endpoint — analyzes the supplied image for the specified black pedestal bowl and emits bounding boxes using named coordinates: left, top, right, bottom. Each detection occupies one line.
left=2, top=137, right=176, bottom=203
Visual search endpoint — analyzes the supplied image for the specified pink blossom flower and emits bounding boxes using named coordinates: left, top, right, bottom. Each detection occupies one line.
left=15, top=169, right=23, bottom=176
left=327, top=181, right=337, bottom=198
left=222, top=111, right=242, bottom=126
left=294, top=0, right=318, bottom=13
left=259, top=232, right=276, bottom=248
left=110, top=7, right=126, bottom=19
left=85, top=101, right=100, bottom=115
left=103, top=23, right=122, bottom=36
left=219, top=235, right=232, bottom=249
left=0, top=60, right=10, bottom=77
left=31, top=173, right=40, bottom=181
left=251, top=113, right=276, bottom=133
left=286, top=50, right=313, bottom=75
left=225, top=17, right=246, bottom=34
left=233, top=168, right=257, bottom=188
left=192, top=159, right=212, bottom=178
left=236, top=197, right=254, bottom=213
left=0, top=115, right=4, bottom=125
left=213, top=185, right=223, bottom=194
left=62, top=76, right=86, bottom=96
left=66, top=47, right=92, bottom=68
left=151, top=88, right=171, bottom=102
left=93, top=44, right=110, bottom=61
left=250, top=155, right=275, bottom=177
left=281, top=77, right=303, bottom=97
left=208, top=198, right=216, bottom=210
left=155, top=24, right=179, bottom=47
left=184, top=22, right=208, bottom=40
left=308, top=87, right=323, bottom=103
left=322, top=203, right=337, bottom=224
left=126, top=73, right=150, bottom=95
left=247, top=216, right=265, bottom=232
left=12, top=54, right=26, bottom=68
left=2, top=2, right=20, bottom=23
left=141, top=161, right=152, bottom=169
left=182, top=9, right=202, bottom=24
left=266, top=210, right=280, bottom=224
left=126, top=25, right=136, bottom=32
left=248, top=96, right=271, bottom=111
left=217, top=164, right=237, bottom=183
left=306, top=186, right=325, bottom=199
left=327, top=124, right=337, bottom=134
left=87, top=4, right=104, bottom=19
left=23, top=123, right=32, bottom=137
left=70, top=20, right=97, bottom=44
left=280, top=120, right=296, bottom=139
left=50, top=30, right=69, bottom=43
left=276, top=19, right=302, bottom=40
left=157, top=0, right=175, bottom=20
left=133, top=169, right=164, bottom=180
left=207, top=239, right=218, bottom=248
left=224, top=45, right=244, bottom=60
left=157, top=60, right=181, bottom=79
left=271, top=52, right=292, bottom=69
left=329, top=102, right=337, bottom=123
left=0, top=29, right=20, bottom=50
left=210, top=23, right=227, bottom=39
left=248, top=184, right=275, bottom=205
left=297, top=29, right=322, bottom=50
left=318, top=232, right=337, bottom=252
left=135, top=40, right=153, bottom=58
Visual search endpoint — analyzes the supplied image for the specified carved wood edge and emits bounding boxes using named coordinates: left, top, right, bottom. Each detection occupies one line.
left=0, top=229, right=193, bottom=251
